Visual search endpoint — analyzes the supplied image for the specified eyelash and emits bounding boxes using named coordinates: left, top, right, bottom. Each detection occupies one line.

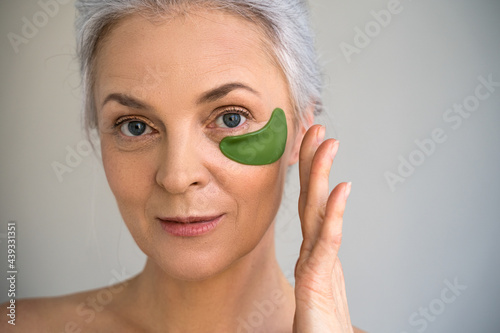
left=113, top=116, right=152, bottom=130
left=216, top=107, right=251, bottom=127
left=112, top=107, right=252, bottom=136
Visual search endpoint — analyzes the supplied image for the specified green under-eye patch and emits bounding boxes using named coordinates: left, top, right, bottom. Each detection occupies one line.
left=219, top=108, right=287, bottom=165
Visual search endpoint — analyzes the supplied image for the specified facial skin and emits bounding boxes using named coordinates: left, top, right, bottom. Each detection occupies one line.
left=0, top=7, right=363, bottom=333
left=219, top=108, right=288, bottom=165
left=94, top=9, right=306, bottom=282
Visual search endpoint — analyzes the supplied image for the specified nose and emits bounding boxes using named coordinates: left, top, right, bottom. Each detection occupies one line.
left=155, top=130, right=210, bottom=194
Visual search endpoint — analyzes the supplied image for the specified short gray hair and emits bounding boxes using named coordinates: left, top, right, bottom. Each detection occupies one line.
left=75, top=0, right=323, bottom=135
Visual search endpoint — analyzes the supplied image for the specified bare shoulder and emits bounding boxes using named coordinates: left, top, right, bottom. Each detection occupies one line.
left=0, top=283, right=131, bottom=333
left=1, top=290, right=93, bottom=332
left=1, top=295, right=73, bottom=332
left=353, top=325, right=368, bottom=333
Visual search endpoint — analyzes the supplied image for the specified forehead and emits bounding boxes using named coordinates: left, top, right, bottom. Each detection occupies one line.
left=93, top=9, right=285, bottom=108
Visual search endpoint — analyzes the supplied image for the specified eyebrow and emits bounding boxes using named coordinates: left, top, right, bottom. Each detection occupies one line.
left=196, top=82, right=259, bottom=104
left=101, top=82, right=258, bottom=110
left=102, top=93, right=150, bottom=110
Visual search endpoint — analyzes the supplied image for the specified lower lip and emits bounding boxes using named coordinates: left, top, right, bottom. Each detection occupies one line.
left=159, top=215, right=224, bottom=237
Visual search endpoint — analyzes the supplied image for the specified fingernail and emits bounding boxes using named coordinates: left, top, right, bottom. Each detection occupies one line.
left=344, top=182, right=352, bottom=200
left=331, top=140, right=340, bottom=159
left=316, top=126, right=325, bottom=145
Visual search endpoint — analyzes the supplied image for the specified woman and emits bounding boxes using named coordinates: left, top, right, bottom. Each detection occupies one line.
left=2, top=0, right=365, bottom=332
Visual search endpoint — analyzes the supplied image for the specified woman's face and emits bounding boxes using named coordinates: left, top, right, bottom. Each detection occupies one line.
left=94, top=10, right=304, bottom=280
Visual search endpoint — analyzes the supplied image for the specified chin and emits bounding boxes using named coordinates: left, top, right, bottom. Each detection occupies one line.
left=122, top=206, right=274, bottom=282
left=148, top=247, right=240, bottom=282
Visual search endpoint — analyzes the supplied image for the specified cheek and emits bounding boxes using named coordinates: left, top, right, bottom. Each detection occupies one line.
left=217, top=159, right=285, bottom=245
left=101, top=143, right=156, bottom=220
left=217, top=120, right=296, bottom=225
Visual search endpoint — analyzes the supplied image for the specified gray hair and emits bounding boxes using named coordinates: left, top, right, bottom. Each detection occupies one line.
left=75, top=0, right=323, bottom=136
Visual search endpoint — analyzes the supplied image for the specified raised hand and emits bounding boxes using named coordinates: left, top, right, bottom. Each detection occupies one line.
left=293, top=124, right=353, bottom=333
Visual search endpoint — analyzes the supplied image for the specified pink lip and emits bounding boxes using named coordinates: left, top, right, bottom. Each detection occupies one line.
left=159, top=214, right=224, bottom=237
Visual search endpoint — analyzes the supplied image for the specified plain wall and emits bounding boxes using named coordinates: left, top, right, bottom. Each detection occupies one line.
left=1, top=0, right=499, bottom=332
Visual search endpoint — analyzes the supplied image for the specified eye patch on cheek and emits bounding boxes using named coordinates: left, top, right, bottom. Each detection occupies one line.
left=219, top=108, right=287, bottom=165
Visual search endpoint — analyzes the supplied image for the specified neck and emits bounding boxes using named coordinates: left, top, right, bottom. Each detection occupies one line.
left=126, top=222, right=295, bottom=332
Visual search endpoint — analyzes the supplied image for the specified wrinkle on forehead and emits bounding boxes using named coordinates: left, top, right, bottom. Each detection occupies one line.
left=97, top=12, right=267, bottom=89
left=93, top=7, right=298, bottom=134
left=96, top=8, right=280, bottom=77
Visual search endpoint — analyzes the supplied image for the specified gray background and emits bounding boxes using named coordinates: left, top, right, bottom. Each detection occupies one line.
left=1, top=0, right=499, bottom=332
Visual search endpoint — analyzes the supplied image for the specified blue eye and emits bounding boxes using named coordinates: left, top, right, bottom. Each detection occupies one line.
left=120, top=121, right=152, bottom=137
left=216, top=112, right=247, bottom=128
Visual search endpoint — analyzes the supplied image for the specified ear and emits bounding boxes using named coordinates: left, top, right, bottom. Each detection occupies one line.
left=288, top=105, right=314, bottom=166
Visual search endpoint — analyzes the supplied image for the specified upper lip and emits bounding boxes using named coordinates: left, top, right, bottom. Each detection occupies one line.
left=158, top=214, right=224, bottom=224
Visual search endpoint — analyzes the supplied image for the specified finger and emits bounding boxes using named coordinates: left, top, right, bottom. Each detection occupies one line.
left=308, top=182, right=350, bottom=274
left=302, top=139, right=340, bottom=244
left=298, top=125, right=324, bottom=222
left=320, top=182, right=351, bottom=255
